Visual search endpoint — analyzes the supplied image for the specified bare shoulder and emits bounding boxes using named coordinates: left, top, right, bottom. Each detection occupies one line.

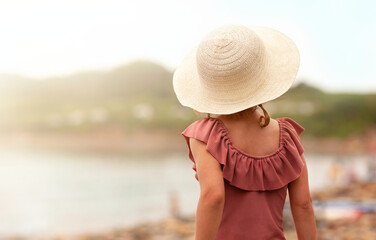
left=189, top=137, right=206, bottom=150
left=189, top=138, right=210, bottom=158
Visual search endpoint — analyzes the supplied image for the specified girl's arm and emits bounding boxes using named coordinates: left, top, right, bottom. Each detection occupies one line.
left=189, top=137, right=225, bottom=240
left=288, top=154, right=317, bottom=240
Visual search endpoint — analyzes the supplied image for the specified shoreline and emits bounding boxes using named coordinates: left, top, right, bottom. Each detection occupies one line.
left=0, top=127, right=374, bottom=157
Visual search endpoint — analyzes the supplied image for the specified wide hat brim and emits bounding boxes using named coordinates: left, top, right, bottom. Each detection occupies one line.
left=173, top=25, right=300, bottom=115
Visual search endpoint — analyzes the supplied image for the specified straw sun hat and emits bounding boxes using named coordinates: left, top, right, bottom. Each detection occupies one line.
left=173, top=24, right=300, bottom=115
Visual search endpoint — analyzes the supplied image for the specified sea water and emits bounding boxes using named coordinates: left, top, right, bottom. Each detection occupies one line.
left=0, top=148, right=370, bottom=238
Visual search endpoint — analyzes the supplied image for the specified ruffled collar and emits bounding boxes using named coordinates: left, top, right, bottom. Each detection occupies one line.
left=181, top=116, right=305, bottom=191
left=210, top=117, right=285, bottom=159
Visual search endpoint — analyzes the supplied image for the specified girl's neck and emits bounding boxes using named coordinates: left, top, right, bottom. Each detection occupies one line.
left=217, top=110, right=261, bottom=126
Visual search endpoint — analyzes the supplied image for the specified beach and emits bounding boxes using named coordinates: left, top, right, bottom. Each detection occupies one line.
left=2, top=181, right=375, bottom=240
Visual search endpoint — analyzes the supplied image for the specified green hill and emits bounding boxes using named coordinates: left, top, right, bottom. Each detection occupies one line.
left=269, top=83, right=376, bottom=137
left=0, top=62, right=375, bottom=138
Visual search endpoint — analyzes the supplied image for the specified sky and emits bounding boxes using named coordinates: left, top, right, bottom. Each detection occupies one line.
left=0, top=0, right=375, bottom=92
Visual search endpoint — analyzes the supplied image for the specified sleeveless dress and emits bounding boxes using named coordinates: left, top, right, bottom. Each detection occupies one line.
left=181, top=117, right=305, bottom=240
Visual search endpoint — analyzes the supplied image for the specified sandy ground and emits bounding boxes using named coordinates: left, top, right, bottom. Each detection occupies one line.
left=2, top=181, right=376, bottom=240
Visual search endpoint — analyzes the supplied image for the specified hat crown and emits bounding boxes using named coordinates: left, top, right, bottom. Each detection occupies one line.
left=172, top=24, right=300, bottom=114
left=213, top=34, right=231, bottom=48
left=196, top=25, right=267, bottom=101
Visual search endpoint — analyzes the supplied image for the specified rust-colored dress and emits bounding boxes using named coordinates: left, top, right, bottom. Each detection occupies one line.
left=181, top=117, right=305, bottom=240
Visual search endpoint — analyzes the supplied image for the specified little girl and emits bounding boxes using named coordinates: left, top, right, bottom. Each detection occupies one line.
left=173, top=24, right=317, bottom=240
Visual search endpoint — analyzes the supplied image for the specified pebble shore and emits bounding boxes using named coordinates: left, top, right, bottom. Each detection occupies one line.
left=4, top=182, right=376, bottom=240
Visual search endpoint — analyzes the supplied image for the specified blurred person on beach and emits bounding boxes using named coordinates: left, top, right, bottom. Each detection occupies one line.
left=173, top=24, right=317, bottom=239
left=328, top=162, right=341, bottom=184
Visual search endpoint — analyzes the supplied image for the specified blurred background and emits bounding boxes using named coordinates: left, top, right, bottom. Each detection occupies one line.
left=0, top=0, right=376, bottom=239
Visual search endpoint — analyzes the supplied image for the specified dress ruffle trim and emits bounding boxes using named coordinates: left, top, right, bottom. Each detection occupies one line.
left=181, top=117, right=305, bottom=191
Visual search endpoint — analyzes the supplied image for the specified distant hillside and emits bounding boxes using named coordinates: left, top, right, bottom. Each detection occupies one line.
left=0, top=61, right=173, bottom=100
left=0, top=62, right=375, bottom=138
left=269, top=83, right=376, bottom=137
